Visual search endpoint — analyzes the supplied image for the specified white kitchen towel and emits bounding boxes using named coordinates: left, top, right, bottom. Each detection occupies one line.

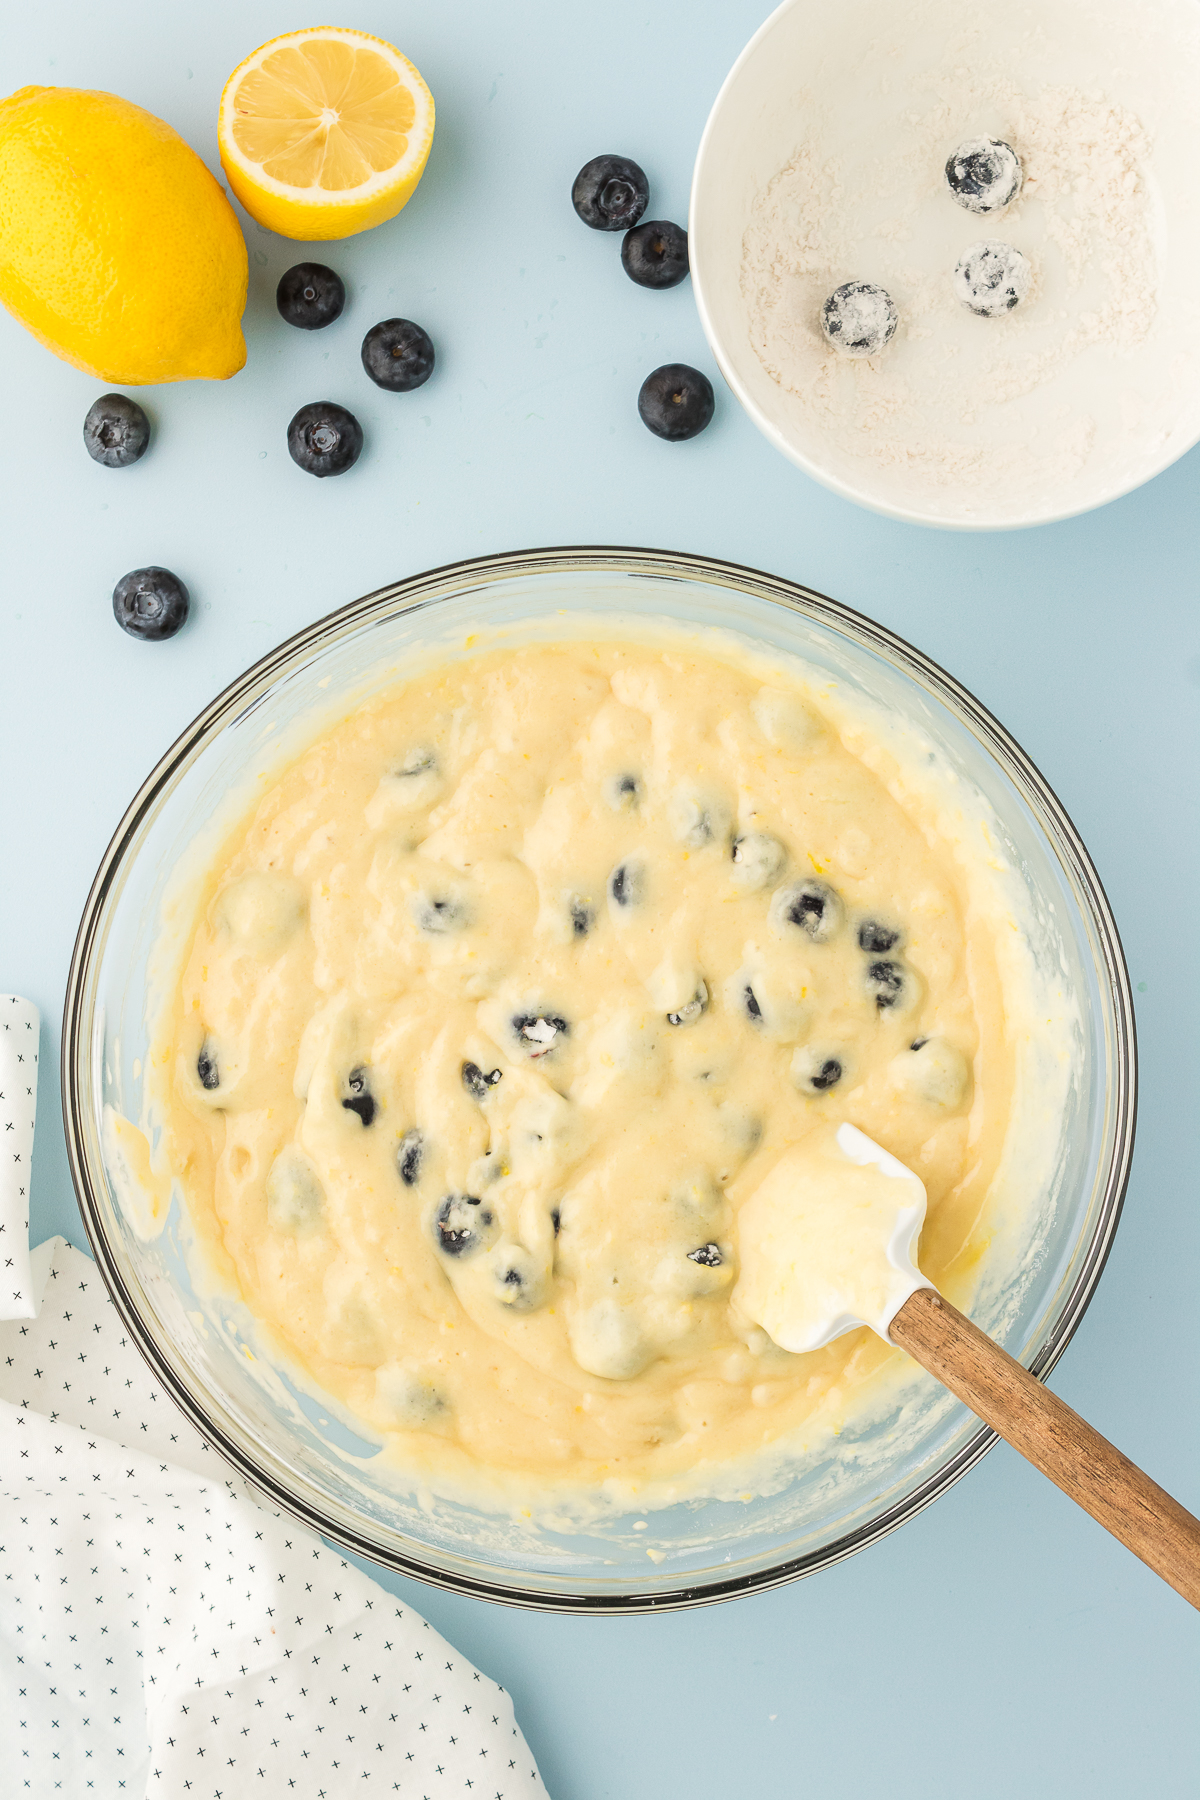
left=0, top=994, right=45, bottom=1320
left=0, top=1237, right=546, bottom=1800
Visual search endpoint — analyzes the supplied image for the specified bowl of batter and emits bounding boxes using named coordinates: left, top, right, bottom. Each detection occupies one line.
left=62, top=547, right=1135, bottom=1610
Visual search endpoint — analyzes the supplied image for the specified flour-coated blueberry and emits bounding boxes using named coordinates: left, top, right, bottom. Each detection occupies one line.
left=954, top=241, right=1031, bottom=315
left=858, top=919, right=901, bottom=953
left=945, top=138, right=1022, bottom=214
left=821, top=282, right=898, bottom=357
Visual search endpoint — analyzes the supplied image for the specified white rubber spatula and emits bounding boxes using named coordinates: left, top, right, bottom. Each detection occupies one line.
left=734, top=1123, right=1200, bottom=1609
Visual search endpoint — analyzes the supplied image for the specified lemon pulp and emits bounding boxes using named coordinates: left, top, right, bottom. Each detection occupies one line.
left=219, top=29, right=434, bottom=240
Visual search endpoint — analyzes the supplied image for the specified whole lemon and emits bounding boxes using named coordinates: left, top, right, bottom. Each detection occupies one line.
left=0, top=86, right=247, bottom=384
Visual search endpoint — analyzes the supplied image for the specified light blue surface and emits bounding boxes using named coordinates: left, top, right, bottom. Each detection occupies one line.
left=1, top=3, right=1197, bottom=1795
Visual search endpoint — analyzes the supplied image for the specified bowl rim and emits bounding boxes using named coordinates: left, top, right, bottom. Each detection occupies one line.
left=61, top=543, right=1138, bottom=1613
left=688, top=0, right=1200, bottom=532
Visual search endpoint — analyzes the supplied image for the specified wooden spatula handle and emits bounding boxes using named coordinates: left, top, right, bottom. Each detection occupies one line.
left=889, top=1287, right=1200, bottom=1609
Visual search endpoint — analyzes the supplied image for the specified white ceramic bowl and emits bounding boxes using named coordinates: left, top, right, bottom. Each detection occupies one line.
left=690, top=0, right=1200, bottom=529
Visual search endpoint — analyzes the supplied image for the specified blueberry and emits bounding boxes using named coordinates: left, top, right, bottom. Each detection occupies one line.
left=638, top=363, right=715, bottom=441
left=687, top=1243, right=722, bottom=1267
left=621, top=219, right=689, bottom=289
left=492, top=1245, right=545, bottom=1308
left=396, top=747, right=437, bottom=777
left=670, top=793, right=723, bottom=849
left=342, top=1066, right=376, bottom=1126
left=667, top=983, right=708, bottom=1027
left=945, top=138, right=1022, bottom=215
left=810, top=1058, right=843, bottom=1091
left=605, top=773, right=643, bottom=811
left=412, top=895, right=467, bottom=933
left=551, top=1207, right=562, bottom=1235
left=83, top=394, right=150, bottom=468
left=266, top=1147, right=325, bottom=1234
left=434, top=1192, right=494, bottom=1256
left=287, top=402, right=363, bottom=477
left=954, top=242, right=1031, bottom=316
left=866, top=960, right=906, bottom=1010
left=513, top=1013, right=569, bottom=1056
left=197, top=1041, right=219, bottom=1090
left=361, top=318, right=435, bottom=392
left=569, top=897, right=594, bottom=938
left=731, top=832, right=785, bottom=892
left=790, top=1046, right=844, bottom=1094
left=462, top=1061, right=503, bottom=1101
left=276, top=262, right=345, bottom=330
left=772, top=879, right=842, bottom=943
left=858, top=919, right=901, bottom=953
left=821, top=282, right=898, bottom=358
left=609, top=860, right=644, bottom=907
left=112, top=567, right=189, bottom=642
left=743, top=984, right=763, bottom=1022
left=397, top=1129, right=424, bottom=1186
left=571, top=154, right=649, bottom=231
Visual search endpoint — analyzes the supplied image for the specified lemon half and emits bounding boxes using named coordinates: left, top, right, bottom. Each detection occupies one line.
left=219, top=27, right=435, bottom=241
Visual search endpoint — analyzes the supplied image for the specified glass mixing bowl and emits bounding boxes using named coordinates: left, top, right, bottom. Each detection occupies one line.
left=62, top=547, right=1136, bottom=1613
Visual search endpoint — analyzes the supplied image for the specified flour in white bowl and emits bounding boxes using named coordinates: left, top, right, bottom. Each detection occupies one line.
left=740, top=53, right=1160, bottom=512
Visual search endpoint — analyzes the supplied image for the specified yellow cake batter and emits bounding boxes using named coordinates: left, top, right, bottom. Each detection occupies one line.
left=152, top=635, right=1041, bottom=1506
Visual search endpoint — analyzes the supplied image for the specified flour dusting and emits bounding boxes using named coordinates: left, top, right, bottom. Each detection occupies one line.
left=741, top=50, right=1160, bottom=510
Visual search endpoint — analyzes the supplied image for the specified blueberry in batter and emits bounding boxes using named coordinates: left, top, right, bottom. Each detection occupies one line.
left=342, top=1066, right=376, bottom=1126
left=434, top=1193, right=495, bottom=1256
left=397, top=1130, right=424, bottom=1187
left=197, top=1042, right=220, bottom=1091
left=772, top=878, right=843, bottom=943
left=462, top=1062, right=503, bottom=1101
